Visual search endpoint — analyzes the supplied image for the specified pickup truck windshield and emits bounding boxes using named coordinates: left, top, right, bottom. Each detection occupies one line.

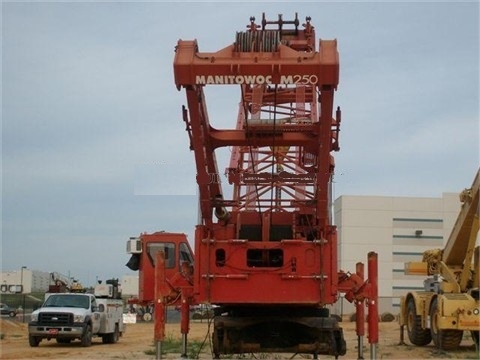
left=43, top=295, right=90, bottom=309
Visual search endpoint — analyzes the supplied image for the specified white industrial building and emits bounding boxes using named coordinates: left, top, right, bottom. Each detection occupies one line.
left=333, top=192, right=464, bottom=315
left=0, top=268, right=51, bottom=294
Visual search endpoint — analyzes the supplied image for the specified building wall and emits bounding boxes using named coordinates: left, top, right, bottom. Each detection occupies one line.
left=0, top=269, right=51, bottom=293
left=333, top=192, right=463, bottom=315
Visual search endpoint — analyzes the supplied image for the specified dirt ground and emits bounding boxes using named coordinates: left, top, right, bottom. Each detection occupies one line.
left=0, top=317, right=478, bottom=359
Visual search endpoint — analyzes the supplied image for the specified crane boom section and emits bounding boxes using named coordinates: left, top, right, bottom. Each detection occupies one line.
left=173, top=14, right=344, bottom=309
left=442, top=169, right=479, bottom=266
left=134, top=13, right=380, bottom=357
left=174, top=16, right=340, bottom=233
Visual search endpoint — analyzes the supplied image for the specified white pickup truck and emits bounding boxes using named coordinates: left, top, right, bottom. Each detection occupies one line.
left=28, top=282, right=124, bottom=347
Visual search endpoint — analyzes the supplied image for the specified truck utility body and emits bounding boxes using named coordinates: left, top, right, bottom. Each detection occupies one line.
left=28, top=282, right=124, bottom=347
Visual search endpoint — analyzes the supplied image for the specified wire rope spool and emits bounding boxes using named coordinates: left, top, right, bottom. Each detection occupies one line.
left=234, top=31, right=280, bottom=52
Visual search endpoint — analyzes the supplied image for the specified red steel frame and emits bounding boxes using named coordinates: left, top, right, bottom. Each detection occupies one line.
left=175, top=13, right=340, bottom=306
left=161, top=13, right=378, bottom=355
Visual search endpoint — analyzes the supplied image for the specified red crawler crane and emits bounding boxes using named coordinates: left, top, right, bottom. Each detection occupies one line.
left=129, top=13, right=379, bottom=359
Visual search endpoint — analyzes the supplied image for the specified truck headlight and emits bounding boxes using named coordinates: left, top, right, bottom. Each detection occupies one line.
left=30, top=313, right=38, bottom=322
left=74, top=314, right=85, bottom=322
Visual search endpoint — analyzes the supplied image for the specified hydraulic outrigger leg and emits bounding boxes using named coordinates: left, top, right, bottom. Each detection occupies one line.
left=355, top=262, right=365, bottom=360
left=338, top=252, right=378, bottom=359
left=154, top=251, right=166, bottom=360
left=367, top=252, right=379, bottom=359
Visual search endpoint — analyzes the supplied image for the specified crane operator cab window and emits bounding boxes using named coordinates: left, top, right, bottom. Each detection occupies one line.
left=179, top=242, right=194, bottom=268
left=146, top=242, right=175, bottom=268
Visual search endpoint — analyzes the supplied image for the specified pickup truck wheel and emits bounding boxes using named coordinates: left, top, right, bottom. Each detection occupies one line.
left=406, top=297, right=431, bottom=346
left=9, top=311, right=16, bottom=317
left=102, top=324, right=120, bottom=344
left=113, top=323, right=119, bottom=343
left=28, top=335, right=40, bottom=347
left=81, top=324, right=92, bottom=347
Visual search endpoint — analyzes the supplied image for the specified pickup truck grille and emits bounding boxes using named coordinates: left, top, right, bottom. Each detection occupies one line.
left=38, top=312, right=73, bottom=326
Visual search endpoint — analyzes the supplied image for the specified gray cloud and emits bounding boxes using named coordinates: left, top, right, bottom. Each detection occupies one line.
left=3, top=2, right=478, bottom=284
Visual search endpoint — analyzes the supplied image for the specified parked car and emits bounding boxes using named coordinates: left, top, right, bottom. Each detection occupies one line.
left=0, top=303, right=17, bottom=317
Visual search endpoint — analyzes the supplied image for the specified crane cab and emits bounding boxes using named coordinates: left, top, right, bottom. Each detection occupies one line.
left=126, top=231, right=193, bottom=303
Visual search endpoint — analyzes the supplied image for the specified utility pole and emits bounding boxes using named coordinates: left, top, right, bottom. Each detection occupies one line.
left=20, top=266, right=27, bottom=322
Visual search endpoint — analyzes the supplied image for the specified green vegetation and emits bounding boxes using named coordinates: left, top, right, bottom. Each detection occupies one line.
left=143, top=335, right=206, bottom=359
left=143, top=348, right=155, bottom=356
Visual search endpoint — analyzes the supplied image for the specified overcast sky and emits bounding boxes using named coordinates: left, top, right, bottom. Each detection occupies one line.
left=2, top=1, right=479, bottom=286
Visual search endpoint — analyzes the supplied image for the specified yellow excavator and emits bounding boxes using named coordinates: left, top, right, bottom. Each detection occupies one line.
left=399, top=169, right=479, bottom=350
